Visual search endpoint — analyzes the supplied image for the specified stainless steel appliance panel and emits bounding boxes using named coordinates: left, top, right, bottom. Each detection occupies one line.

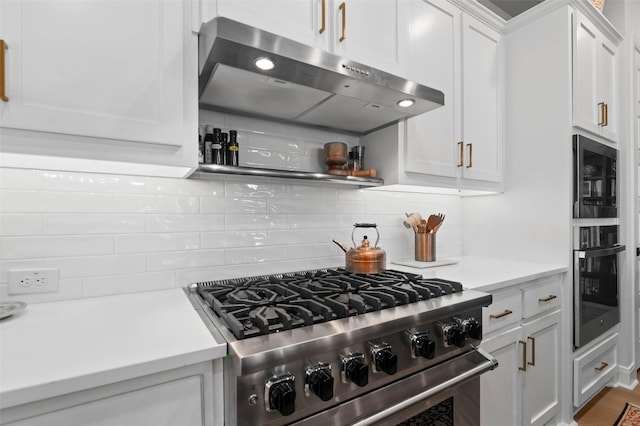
left=573, top=135, right=618, bottom=218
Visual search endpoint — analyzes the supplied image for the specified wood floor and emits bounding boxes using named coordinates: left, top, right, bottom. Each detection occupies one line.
left=574, top=371, right=640, bottom=425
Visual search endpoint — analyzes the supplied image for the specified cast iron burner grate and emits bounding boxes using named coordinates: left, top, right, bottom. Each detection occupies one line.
left=196, top=268, right=463, bottom=339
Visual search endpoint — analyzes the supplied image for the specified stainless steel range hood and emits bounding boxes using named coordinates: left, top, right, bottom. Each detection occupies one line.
left=198, top=17, right=444, bottom=135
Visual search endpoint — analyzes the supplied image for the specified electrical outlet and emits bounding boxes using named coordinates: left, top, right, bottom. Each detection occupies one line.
left=8, top=268, right=60, bottom=294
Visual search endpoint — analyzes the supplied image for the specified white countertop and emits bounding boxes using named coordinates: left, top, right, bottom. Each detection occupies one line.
left=0, top=289, right=226, bottom=410
left=391, top=255, right=568, bottom=292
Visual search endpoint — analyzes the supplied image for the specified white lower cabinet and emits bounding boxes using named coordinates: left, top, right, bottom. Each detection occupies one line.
left=573, top=332, right=618, bottom=407
left=1, top=361, right=221, bottom=426
left=480, top=276, right=562, bottom=426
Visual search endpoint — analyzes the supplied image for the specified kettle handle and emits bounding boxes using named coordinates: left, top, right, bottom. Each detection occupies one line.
left=352, top=223, right=380, bottom=247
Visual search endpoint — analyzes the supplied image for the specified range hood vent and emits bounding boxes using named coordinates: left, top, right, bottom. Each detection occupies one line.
left=198, top=18, right=444, bottom=135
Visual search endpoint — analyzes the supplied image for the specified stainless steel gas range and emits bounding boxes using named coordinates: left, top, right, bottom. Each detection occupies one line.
left=186, top=268, right=497, bottom=425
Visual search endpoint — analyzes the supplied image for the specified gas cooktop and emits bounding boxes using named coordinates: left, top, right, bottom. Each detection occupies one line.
left=196, top=268, right=463, bottom=340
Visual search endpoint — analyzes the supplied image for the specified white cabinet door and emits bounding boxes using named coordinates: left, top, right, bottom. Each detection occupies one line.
left=597, top=35, right=618, bottom=142
left=6, top=376, right=205, bottom=426
left=480, top=327, right=522, bottom=426
left=521, top=310, right=561, bottom=426
left=331, top=0, right=401, bottom=75
left=574, top=13, right=599, bottom=136
left=215, top=0, right=330, bottom=52
left=461, top=14, right=501, bottom=183
left=403, top=0, right=459, bottom=179
left=0, top=0, right=186, bottom=147
left=573, top=10, right=619, bottom=143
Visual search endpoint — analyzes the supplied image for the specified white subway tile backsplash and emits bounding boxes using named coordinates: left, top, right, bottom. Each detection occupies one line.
left=288, top=215, right=363, bottom=230
left=43, top=214, right=145, bottom=235
left=0, top=214, right=43, bottom=236
left=226, top=245, right=288, bottom=265
left=269, top=198, right=365, bottom=215
left=201, top=231, right=267, bottom=248
left=285, top=243, right=339, bottom=260
left=0, top=168, right=43, bottom=190
left=115, top=194, right=199, bottom=213
left=115, top=233, right=200, bottom=254
left=242, top=148, right=287, bottom=169
left=145, top=176, right=224, bottom=196
left=287, top=185, right=337, bottom=200
left=1, top=190, right=113, bottom=213
left=44, top=254, right=146, bottom=278
left=42, top=171, right=146, bottom=193
left=225, top=182, right=287, bottom=199
left=201, top=196, right=267, bottom=214
left=147, top=249, right=226, bottom=271
left=226, top=214, right=289, bottom=231
left=82, top=271, right=175, bottom=298
left=0, top=279, right=83, bottom=304
left=0, top=235, right=114, bottom=259
left=147, top=214, right=224, bottom=233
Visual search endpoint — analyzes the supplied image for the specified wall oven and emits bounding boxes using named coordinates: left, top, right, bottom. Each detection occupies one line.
left=574, top=225, right=625, bottom=348
left=573, top=134, right=618, bottom=218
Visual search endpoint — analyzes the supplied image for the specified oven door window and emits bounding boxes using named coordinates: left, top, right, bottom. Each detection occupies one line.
left=575, top=250, right=620, bottom=347
left=574, top=135, right=617, bottom=218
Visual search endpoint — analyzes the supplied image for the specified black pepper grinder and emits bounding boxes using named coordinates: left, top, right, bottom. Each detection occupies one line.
left=212, top=128, right=223, bottom=165
left=227, top=130, right=239, bottom=166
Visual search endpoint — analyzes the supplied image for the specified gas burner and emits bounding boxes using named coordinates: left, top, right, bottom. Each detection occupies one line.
left=196, top=268, right=465, bottom=339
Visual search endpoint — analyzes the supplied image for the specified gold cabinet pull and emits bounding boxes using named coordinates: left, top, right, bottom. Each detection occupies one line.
left=519, top=340, right=527, bottom=371
left=339, top=2, right=346, bottom=42
left=319, top=0, right=326, bottom=34
left=0, top=39, right=7, bottom=102
left=457, top=141, right=463, bottom=167
left=489, top=309, right=513, bottom=319
left=594, top=362, right=608, bottom=372
left=538, top=294, right=557, bottom=303
left=527, top=336, right=536, bottom=366
left=466, top=143, right=473, bottom=168
left=603, top=103, right=608, bottom=127
left=598, top=102, right=605, bottom=126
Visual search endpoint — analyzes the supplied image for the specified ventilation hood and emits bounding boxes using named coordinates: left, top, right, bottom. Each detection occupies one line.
left=198, top=17, right=445, bottom=135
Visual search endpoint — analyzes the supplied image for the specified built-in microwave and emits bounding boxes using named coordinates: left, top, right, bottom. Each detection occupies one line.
left=573, top=135, right=618, bottom=218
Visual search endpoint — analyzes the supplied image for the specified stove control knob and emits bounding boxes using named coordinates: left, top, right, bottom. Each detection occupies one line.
left=305, top=363, right=334, bottom=401
left=410, top=332, right=436, bottom=359
left=439, top=322, right=466, bottom=348
left=341, top=352, right=368, bottom=387
left=454, top=316, right=483, bottom=341
left=265, top=374, right=296, bottom=416
left=371, top=342, right=397, bottom=375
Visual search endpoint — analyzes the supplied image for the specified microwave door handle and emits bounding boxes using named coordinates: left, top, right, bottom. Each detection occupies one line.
left=577, top=245, right=626, bottom=258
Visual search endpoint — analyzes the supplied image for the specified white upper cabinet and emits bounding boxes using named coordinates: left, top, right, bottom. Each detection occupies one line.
left=573, top=9, right=619, bottom=143
left=460, top=13, right=501, bottom=183
left=210, top=0, right=402, bottom=75
left=365, top=0, right=502, bottom=193
left=0, top=0, right=186, bottom=147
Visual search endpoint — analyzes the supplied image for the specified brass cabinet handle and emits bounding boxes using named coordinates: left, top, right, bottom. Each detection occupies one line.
left=457, top=141, right=463, bottom=167
left=594, top=362, right=608, bottom=372
left=466, top=143, right=473, bottom=168
left=339, top=2, right=346, bottom=42
left=489, top=309, right=513, bottom=319
left=538, top=294, right=557, bottom=303
left=0, top=39, right=7, bottom=102
left=603, top=103, right=608, bottom=127
left=519, top=340, right=527, bottom=371
left=598, top=102, right=605, bottom=126
left=527, top=336, right=536, bottom=366
left=319, top=0, right=326, bottom=34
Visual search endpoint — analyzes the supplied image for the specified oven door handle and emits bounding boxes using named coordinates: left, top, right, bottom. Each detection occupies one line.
left=577, top=245, right=625, bottom=258
left=350, top=348, right=498, bottom=426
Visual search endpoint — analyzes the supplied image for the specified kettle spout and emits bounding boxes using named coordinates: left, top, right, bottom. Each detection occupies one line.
left=333, top=239, right=348, bottom=253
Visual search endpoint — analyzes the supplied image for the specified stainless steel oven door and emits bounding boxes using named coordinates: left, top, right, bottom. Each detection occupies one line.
left=574, top=244, right=625, bottom=348
left=291, top=349, right=497, bottom=426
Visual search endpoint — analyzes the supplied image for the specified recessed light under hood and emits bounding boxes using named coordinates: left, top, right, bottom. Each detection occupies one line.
left=198, top=17, right=445, bottom=136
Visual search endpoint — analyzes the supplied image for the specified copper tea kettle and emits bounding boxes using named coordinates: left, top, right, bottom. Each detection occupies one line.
left=333, top=223, right=386, bottom=274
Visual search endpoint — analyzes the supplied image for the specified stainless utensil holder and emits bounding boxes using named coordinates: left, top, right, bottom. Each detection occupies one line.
left=415, top=233, right=436, bottom=262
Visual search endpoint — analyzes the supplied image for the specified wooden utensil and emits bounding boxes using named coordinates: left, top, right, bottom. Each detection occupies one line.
left=426, top=213, right=444, bottom=233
